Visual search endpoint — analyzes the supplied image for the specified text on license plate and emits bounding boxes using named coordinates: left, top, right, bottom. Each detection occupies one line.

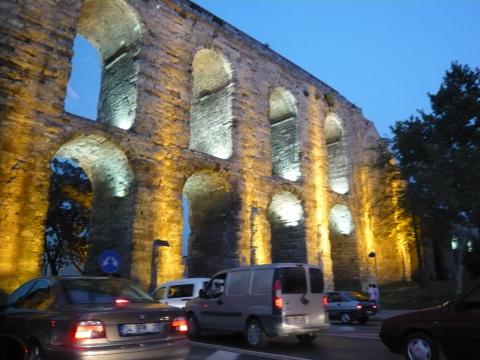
left=286, top=316, right=306, bottom=325
left=119, top=323, right=163, bottom=336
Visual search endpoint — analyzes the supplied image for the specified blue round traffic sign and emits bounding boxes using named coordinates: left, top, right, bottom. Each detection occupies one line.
left=99, top=250, right=121, bottom=274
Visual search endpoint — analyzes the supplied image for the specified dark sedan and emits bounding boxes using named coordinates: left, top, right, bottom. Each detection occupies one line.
left=380, top=281, right=480, bottom=360
left=326, top=291, right=377, bottom=324
left=0, top=277, right=190, bottom=360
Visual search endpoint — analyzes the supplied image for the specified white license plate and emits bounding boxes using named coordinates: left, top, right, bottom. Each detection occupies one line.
left=286, top=316, right=306, bottom=325
left=119, top=322, right=163, bottom=336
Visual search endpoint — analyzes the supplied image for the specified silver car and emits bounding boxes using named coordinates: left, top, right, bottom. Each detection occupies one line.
left=0, top=277, right=189, bottom=360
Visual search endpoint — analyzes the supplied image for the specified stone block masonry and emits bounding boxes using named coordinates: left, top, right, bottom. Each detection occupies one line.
left=0, top=0, right=416, bottom=293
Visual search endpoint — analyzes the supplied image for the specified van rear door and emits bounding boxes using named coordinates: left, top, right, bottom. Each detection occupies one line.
left=307, top=266, right=328, bottom=326
left=274, top=266, right=310, bottom=326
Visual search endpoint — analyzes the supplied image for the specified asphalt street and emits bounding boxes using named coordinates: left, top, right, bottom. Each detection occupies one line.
left=186, top=322, right=403, bottom=360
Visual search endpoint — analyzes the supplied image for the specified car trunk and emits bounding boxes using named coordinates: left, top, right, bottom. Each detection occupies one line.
left=71, top=303, right=185, bottom=342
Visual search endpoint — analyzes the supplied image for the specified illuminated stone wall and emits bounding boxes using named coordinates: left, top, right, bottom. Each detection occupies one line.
left=0, top=0, right=415, bottom=294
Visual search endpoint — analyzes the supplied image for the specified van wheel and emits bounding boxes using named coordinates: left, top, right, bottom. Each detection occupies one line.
left=187, top=313, right=201, bottom=339
left=245, top=319, right=266, bottom=348
left=340, top=312, right=353, bottom=324
left=296, top=334, right=317, bottom=344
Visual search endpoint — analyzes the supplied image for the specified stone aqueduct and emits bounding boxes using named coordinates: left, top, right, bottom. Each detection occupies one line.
left=0, top=0, right=416, bottom=293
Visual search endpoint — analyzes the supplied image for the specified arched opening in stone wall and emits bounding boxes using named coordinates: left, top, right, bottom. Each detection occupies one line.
left=268, top=192, right=307, bottom=263
left=325, top=113, right=349, bottom=194
left=45, top=135, right=135, bottom=277
left=65, top=0, right=141, bottom=129
left=189, top=49, right=233, bottom=159
left=182, top=170, right=240, bottom=277
left=329, top=204, right=360, bottom=289
left=269, top=88, right=301, bottom=181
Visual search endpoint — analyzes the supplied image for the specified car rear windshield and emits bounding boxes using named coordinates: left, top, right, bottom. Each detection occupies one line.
left=349, top=291, right=369, bottom=301
left=275, top=267, right=307, bottom=294
left=62, top=278, right=154, bottom=304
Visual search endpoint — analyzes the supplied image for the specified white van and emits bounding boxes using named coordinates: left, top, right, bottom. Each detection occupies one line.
left=185, top=263, right=329, bottom=347
left=152, top=277, right=210, bottom=308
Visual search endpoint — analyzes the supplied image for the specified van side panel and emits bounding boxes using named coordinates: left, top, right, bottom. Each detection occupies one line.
left=223, top=270, right=251, bottom=330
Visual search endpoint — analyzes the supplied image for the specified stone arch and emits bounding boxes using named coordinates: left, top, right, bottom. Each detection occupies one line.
left=325, top=113, right=349, bottom=194
left=329, top=204, right=360, bottom=289
left=269, top=87, right=301, bottom=181
left=182, top=170, right=240, bottom=276
left=189, top=49, right=234, bottom=159
left=66, top=0, right=142, bottom=129
left=268, top=191, right=307, bottom=263
left=52, top=134, right=135, bottom=276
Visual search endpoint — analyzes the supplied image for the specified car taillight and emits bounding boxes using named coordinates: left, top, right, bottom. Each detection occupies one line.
left=171, top=317, right=188, bottom=333
left=323, top=295, right=328, bottom=306
left=115, top=298, right=130, bottom=304
left=372, top=304, right=377, bottom=309
left=356, top=304, right=363, bottom=309
left=273, top=279, right=283, bottom=310
left=74, top=320, right=106, bottom=339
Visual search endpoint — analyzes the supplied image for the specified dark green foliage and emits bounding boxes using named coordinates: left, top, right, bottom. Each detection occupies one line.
left=43, top=158, right=92, bottom=276
left=390, top=63, right=480, bottom=278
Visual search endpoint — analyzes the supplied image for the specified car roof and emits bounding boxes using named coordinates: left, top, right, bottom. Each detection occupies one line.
left=157, top=277, right=210, bottom=287
left=214, top=263, right=320, bottom=274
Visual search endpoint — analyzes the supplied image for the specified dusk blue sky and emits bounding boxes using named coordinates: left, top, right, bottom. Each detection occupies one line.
left=66, top=0, right=480, bottom=138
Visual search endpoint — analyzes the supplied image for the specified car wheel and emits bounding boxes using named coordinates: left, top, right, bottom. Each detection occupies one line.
left=245, top=319, right=266, bottom=348
left=357, top=316, right=368, bottom=325
left=27, top=342, right=43, bottom=360
left=296, top=334, right=317, bottom=344
left=186, top=313, right=201, bottom=339
left=403, top=332, right=439, bottom=360
left=340, top=312, right=353, bottom=324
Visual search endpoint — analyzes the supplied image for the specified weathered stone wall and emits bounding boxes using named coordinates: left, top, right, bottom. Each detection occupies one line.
left=0, top=0, right=416, bottom=293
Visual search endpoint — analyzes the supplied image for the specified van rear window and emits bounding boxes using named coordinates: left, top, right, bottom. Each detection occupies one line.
left=276, top=267, right=306, bottom=294
left=309, top=268, right=324, bottom=293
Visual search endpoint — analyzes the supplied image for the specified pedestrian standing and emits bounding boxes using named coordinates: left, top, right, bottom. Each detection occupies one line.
left=368, top=284, right=375, bottom=301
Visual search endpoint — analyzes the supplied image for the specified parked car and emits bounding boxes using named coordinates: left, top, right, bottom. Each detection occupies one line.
left=0, top=276, right=190, bottom=360
left=152, top=278, right=210, bottom=308
left=326, top=291, right=377, bottom=324
left=185, top=263, right=329, bottom=347
left=380, top=281, right=480, bottom=360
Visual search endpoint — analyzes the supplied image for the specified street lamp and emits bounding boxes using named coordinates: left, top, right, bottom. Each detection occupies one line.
left=149, top=239, right=170, bottom=293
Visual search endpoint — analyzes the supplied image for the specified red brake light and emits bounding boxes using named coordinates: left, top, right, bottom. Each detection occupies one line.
left=356, top=304, right=363, bottom=309
left=171, top=317, right=188, bottom=333
left=274, top=297, right=284, bottom=309
left=323, top=295, right=328, bottom=306
left=273, top=279, right=283, bottom=310
left=74, top=321, right=106, bottom=339
left=115, top=298, right=130, bottom=304
left=372, top=304, right=377, bottom=309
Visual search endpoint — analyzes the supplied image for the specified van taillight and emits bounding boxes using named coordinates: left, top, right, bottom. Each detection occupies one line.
left=356, top=304, right=363, bottom=309
left=323, top=295, right=328, bottom=306
left=273, top=279, right=283, bottom=311
left=171, top=317, right=188, bottom=333
left=74, top=320, right=106, bottom=339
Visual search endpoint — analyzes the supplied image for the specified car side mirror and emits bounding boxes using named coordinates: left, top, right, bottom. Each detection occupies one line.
left=199, top=289, right=205, bottom=298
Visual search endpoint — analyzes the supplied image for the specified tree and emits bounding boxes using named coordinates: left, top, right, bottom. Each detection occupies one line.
left=43, top=158, right=92, bottom=276
left=390, top=63, right=480, bottom=292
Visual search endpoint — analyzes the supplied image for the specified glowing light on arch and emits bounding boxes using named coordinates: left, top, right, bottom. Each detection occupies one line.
left=329, top=204, right=353, bottom=236
left=189, top=49, right=234, bottom=159
left=54, top=135, right=133, bottom=198
left=269, top=87, right=301, bottom=181
left=325, top=113, right=349, bottom=194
